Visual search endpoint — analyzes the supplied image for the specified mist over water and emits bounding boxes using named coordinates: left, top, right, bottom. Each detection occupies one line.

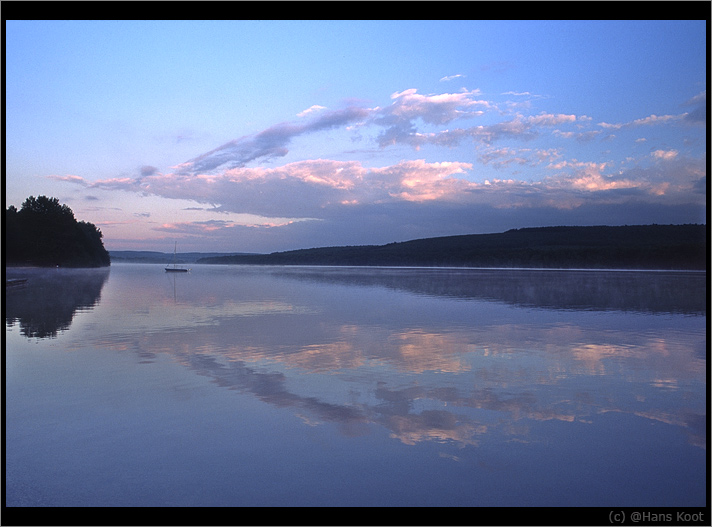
left=5, top=264, right=706, bottom=510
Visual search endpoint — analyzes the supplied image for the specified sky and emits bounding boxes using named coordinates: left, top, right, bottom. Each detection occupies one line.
left=5, top=19, right=708, bottom=254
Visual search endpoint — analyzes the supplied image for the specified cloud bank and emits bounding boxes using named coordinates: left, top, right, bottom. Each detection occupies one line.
left=50, top=87, right=706, bottom=252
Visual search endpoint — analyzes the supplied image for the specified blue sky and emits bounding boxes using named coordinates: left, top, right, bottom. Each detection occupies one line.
left=5, top=19, right=707, bottom=253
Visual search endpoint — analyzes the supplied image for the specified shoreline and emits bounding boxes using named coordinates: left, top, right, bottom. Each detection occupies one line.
left=61, top=262, right=707, bottom=273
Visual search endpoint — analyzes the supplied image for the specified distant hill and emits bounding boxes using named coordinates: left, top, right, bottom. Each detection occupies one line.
left=197, top=224, right=707, bottom=270
left=109, top=251, right=254, bottom=264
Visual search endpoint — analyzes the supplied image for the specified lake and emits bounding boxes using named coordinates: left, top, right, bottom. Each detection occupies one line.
left=4, top=264, right=707, bottom=515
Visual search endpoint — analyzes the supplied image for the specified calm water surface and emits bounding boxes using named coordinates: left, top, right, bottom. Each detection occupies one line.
left=5, top=264, right=707, bottom=508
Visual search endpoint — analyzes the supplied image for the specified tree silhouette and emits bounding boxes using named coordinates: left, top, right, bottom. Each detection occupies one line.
left=5, top=196, right=110, bottom=267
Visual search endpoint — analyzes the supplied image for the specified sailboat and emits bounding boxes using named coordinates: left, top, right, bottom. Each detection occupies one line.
left=165, top=242, right=189, bottom=273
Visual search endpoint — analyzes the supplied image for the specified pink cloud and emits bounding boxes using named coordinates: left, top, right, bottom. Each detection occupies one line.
left=41, top=84, right=706, bottom=253
left=73, top=149, right=704, bottom=224
left=387, top=88, right=491, bottom=125
left=154, top=220, right=237, bottom=234
left=651, top=149, right=679, bottom=161
left=47, top=174, right=89, bottom=186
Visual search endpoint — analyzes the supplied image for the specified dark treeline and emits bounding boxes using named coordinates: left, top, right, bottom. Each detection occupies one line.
left=198, top=224, right=707, bottom=270
left=109, top=250, right=246, bottom=264
left=5, top=196, right=110, bottom=268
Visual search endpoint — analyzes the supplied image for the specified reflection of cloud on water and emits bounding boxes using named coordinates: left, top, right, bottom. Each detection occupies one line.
left=374, top=383, right=577, bottom=445
left=465, top=323, right=705, bottom=381
left=388, top=330, right=472, bottom=373
left=570, top=334, right=705, bottom=379
left=87, top=309, right=706, bottom=449
left=266, top=327, right=472, bottom=374
left=281, top=339, right=368, bottom=372
left=107, top=299, right=314, bottom=336
left=168, top=346, right=496, bottom=445
left=385, top=412, right=484, bottom=446
left=170, top=350, right=373, bottom=438
left=120, top=320, right=473, bottom=374
left=80, top=266, right=705, bottom=451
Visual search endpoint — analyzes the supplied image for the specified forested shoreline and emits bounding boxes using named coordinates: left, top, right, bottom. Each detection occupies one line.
left=4, top=197, right=705, bottom=271
left=198, top=224, right=707, bottom=270
left=5, top=196, right=110, bottom=268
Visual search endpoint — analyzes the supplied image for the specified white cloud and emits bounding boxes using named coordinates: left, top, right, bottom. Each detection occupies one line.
left=598, top=113, right=687, bottom=130
left=297, top=105, right=326, bottom=117
left=525, top=113, right=576, bottom=126
left=651, top=149, right=678, bottom=161
left=386, top=88, right=492, bottom=125
left=439, top=74, right=465, bottom=82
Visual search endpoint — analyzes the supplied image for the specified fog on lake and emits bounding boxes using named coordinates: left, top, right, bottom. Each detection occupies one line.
left=4, top=264, right=707, bottom=511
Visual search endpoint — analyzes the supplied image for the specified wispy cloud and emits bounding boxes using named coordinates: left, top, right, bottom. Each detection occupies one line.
left=174, top=89, right=498, bottom=174
left=439, top=73, right=465, bottom=82
left=681, top=90, right=706, bottom=124
left=297, top=105, right=327, bottom=117
left=598, top=113, right=688, bottom=130
left=174, top=106, right=372, bottom=174
left=154, top=219, right=236, bottom=234
left=48, top=174, right=89, bottom=186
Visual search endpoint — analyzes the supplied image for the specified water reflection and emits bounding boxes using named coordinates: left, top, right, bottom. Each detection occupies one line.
left=82, top=265, right=705, bottom=452
left=95, top=324, right=706, bottom=450
left=5, top=267, right=109, bottom=339
left=268, top=266, right=706, bottom=314
left=6, top=264, right=706, bottom=507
